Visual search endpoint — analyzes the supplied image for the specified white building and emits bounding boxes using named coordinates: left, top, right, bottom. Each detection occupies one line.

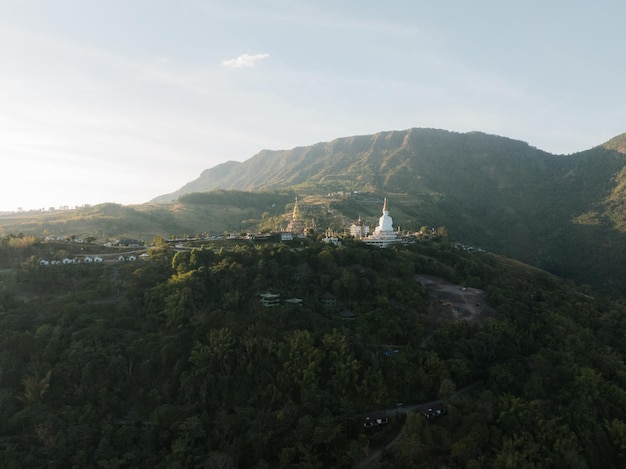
left=260, top=292, right=281, bottom=307
left=362, top=198, right=402, bottom=248
left=322, top=228, right=339, bottom=245
left=349, top=216, right=370, bottom=239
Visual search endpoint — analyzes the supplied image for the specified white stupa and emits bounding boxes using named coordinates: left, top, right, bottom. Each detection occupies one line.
left=362, top=198, right=402, bottom=248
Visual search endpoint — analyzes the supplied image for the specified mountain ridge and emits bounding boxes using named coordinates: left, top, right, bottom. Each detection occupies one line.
left=3, top=127, right=626, bottom=293
left=149, top=127, right=626, bottom=293
left=602, top=132, right=626, bottom=154
left=153, top=128, right=555, bottom=202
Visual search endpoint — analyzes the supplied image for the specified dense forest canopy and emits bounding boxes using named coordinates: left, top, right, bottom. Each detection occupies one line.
left=2, top=235, right=626, bottom=467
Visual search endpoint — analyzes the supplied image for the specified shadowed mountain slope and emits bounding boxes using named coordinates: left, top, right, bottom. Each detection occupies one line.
left=153, top=128, right=626, bottom=293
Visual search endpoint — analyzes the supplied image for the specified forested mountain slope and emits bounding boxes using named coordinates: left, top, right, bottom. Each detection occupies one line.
left=154, top=128, right=626, bottom=294
left=4, top=128, right=626, bottom=292
left=154, top=129, right=560, bottom=200
left=2, top=240, right=626, bottom=467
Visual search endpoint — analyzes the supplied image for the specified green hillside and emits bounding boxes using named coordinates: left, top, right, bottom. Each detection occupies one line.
left=0, top=192, right=295, bottom=243
left=1, top=239, right=626, bottom=467
left=3, top=128, right=626, bottom=466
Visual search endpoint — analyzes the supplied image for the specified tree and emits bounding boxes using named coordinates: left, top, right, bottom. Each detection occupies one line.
left=17, top=370, right=52, bottom=405
left=279, top=330, right=324, bottom=411
left=436, top=226, right=449, bottom=239
left=438, top=377, right=456, bottom=399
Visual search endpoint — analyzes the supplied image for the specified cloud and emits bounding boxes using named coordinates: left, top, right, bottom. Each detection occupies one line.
left=221, top=53, right=270, bottom=68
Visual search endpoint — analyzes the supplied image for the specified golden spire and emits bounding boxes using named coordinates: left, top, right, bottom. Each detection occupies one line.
left=383, top=197, right=388, bottom=212
left=292, top=196, right=301, bottom=220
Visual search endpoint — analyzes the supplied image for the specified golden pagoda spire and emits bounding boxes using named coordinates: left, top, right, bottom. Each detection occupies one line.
left=292, top=196, right=301, bottom=220
left=383, top=197, right=388, bottom=212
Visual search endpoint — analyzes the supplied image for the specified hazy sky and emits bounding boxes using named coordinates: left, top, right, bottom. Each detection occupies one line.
left=2, top=1, right=625, bottom=212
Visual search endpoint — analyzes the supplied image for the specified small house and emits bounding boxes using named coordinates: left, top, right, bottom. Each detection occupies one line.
left=119, top=239, right=142, bottom=247
left=338, top=309, right=356, bottom=320
left=260, top=292, right=280, bottom=307
left=319, top=292, right=337, bottom=308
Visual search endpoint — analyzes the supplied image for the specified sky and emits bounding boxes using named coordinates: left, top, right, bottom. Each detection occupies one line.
left=1, top=0, right=626, bottom=212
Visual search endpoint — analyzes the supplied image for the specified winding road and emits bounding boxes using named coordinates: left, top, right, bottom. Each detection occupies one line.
left=355, top=381, right=482, bottom=468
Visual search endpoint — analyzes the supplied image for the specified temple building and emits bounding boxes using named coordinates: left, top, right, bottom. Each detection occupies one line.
left=349, top=216, right=370, bottom=239
left=322, top=228, right=340, bottom=245
left=362, top=198, right=402, bottom=248
left=285, top=197, right=307, bottom=235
